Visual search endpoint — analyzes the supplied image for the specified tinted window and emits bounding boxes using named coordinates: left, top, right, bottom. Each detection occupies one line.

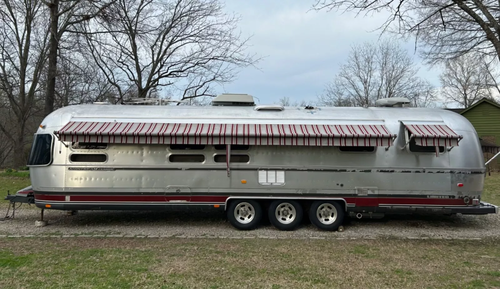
left=27, top=134, right=53, bottom=166
left=214, top=154, right=250, bottom=163
left=72, top=142, right=107, bottom=150
left=169, top=154, right=205, bottom=163
left=339, top=146, right=375, bottom=152
left=70, top=154, right=107, bottom=163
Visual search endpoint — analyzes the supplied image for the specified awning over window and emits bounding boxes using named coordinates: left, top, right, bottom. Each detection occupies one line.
left=55, top=121, right=396, bottom=147
left=403, top=122, right=462, bottom=146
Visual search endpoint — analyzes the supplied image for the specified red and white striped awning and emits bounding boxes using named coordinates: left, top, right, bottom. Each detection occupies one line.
left=403, top=123, right=462, bottom=146
left=55, top=121, right=396, bottom=147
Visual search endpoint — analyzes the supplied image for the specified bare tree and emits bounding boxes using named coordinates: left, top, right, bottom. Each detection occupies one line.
left=318, top=41, right=436, bottom=107
left=440, top=54, right=499, bottom=108
left=0, top=0, right=49, bottom=168
left=52, top=49, right=115, bottom=107
left=43, top=0, right=115, bottom=116
left=0, top=130, right=12, bottom=167
left=313, top=0, right=500, bottom=63
left=278, top=97, right=292, bottom=106
left=278, top=96, right=312, bottom=107
left=81, top=0, right=255, bottom=103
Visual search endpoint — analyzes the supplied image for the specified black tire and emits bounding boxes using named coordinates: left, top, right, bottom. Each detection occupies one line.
left=309, top=201, right=344, bottom=231
left=268, top=200, right=303, bottom=231
left=227, top=200, right=263, bottom=230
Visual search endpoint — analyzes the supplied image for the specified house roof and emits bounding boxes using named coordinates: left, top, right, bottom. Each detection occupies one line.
left=480, top=138, right=500, bottom=148
left=459, top=98, right=500, bottom=115
left=445, top=108, right=465, bottom=114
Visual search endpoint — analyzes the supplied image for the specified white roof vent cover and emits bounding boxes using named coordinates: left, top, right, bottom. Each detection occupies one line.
left=255, top=105, right=284, bottom=111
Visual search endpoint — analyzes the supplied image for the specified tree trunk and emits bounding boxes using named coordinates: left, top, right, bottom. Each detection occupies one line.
left=12, top=122, right=27, bottom=169
left=44, top=0, right=60, bottom=117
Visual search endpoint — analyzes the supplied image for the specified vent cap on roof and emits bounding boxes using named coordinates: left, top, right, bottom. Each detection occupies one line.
left=255, top=104, right=284, bottom=111
left=211, top=93, right=255, bottom=106
left=375, top=97, right=410, bottom=107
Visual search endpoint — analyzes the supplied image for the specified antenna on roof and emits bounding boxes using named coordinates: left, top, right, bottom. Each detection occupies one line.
left=122, top=98, right=179, bottom=105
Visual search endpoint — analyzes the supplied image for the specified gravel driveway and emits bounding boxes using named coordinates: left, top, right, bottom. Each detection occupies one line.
left=1, top=204, right=499, bottom=240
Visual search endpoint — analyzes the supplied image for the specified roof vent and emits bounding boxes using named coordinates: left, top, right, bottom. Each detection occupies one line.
left=375, top=97, right=410, bottom=107
left=255, top=105, right=284, bottom=111
left=212, top=93, right=255, bottom=106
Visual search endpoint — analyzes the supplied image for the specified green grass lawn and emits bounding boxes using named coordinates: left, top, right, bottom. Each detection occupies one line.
left=0, top=238, right=499, bottom=289
left=0, top=171, right=499, bottom=288
left=483, top=173, right=500, bottom=205
left=0, top=170, right=30, bottom=200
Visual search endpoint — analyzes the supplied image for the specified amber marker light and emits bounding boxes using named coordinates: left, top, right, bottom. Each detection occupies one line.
left=45, top=204, right=51, bottom=208
left=39, top=124, right=46, bottom=129
left=241, top=180, right=247, bottom=184
left=214, top=205, right=220, bottom=208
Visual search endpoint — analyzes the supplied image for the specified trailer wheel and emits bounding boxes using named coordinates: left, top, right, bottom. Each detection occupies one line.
left=227, top=200, right=263, bottom=230
left=268, top=200, right=303, bottom=231
left=309, top=201, right=344, bottom=231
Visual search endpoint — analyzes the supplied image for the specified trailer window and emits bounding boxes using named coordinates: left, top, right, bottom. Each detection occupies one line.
left=169, top=154, right=205, bottom=163
left=214, top=154, right=250, bottom=163
left=27, top=134, right=53, bottom=166
left=407, top=131, right=445, bottom=153
left=214, top=145, right=250, bottom=150
left=70, top=154, right=107, bottom=163
left=338, top=146, right=375, bottom=152
left=72, top=142, right=107, bottom=150
left=409, top=138, right=445, bottom=153
left=170, top=144, right=205, bottom=150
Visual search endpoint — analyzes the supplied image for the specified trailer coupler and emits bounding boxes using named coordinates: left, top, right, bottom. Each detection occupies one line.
left=2, top=186, right=35, bottom=220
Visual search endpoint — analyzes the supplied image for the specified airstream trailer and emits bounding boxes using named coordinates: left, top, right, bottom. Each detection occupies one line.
left=23, top=94, right=498, bottom=231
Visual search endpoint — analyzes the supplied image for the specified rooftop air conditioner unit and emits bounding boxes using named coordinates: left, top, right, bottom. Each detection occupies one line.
left=211, top=93, right=255, bottom=106
left=375, top=97, right=411, bottom=107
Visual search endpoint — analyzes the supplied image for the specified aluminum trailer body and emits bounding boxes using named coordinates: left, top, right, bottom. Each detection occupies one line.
left=26, top=96, right=498, bottom=230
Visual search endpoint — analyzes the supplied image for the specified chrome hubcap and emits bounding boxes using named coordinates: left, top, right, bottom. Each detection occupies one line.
left=316, top=203, right=337, bottom=225
left=275, top=202, right=297, bottom=224
left=234, top=202, right=255, bottom=224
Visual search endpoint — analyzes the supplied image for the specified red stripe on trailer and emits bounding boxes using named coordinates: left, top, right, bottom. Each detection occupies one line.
left=346, top=197, right=466, bottom=207
left=35, top=194, right=468, bottom=208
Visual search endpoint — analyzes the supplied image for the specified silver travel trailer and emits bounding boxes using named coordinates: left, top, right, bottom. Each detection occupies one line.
left=24, top=94, right=498, bottom=231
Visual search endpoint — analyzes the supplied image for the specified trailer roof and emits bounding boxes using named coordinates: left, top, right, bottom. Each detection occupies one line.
left=42, top=104, right=469, bottom=148
left=44, top=104, right=456, bottom=124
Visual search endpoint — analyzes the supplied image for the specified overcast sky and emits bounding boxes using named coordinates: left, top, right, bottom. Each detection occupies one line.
left=219, top=1, right=438, bottom=105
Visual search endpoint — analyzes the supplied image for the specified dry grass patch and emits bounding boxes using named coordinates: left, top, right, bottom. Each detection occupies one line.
left=1, top=238, right=498, bottom=289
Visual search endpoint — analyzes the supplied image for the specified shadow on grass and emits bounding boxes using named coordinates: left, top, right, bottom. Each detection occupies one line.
left=37, top=208, right=490, bottom=231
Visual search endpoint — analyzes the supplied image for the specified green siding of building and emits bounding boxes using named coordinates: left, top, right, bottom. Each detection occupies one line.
left=461, top=101, right=500, bottom=145
left=460, top=99, right=500, bottom=170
